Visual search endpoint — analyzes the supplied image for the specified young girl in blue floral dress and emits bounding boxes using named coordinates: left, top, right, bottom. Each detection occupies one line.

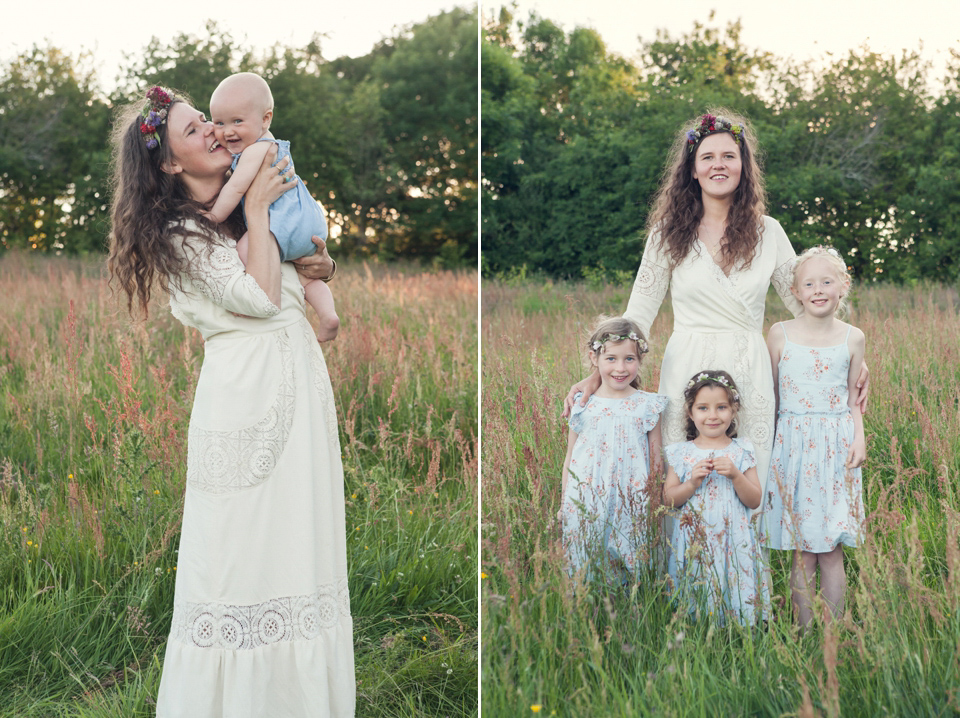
left=663, top=370, right=768, bottom=625
left=560, top=317, right=669, bottom=585
left=763, top=246, right=866, bottom=626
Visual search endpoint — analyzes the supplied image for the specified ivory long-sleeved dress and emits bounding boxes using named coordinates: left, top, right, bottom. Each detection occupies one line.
left=156, top=224, right=355, bottom=717
left=624, top=216, right=802, bottom=494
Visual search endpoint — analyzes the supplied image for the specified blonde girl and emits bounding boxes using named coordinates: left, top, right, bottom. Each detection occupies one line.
left=764, top=246, right=866, bottom=626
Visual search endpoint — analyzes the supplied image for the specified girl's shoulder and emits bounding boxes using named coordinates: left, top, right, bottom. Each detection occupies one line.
left=624, top=390, right=669, bottom=416
left=664, top=440, right=697, bottom=465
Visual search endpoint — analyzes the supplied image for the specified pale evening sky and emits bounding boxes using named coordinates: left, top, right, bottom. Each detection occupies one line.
left=1, top=0, right=472, bottom=93
left=489, top=0, right=959, bottom=83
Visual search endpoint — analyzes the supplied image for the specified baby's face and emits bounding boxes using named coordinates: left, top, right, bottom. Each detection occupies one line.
left=210, top=88, right=269, bottom=155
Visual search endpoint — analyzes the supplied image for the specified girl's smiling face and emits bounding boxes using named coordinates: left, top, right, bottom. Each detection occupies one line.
left=590, top=340, right=640, bottom=396
left=210, top=86, right=271, bottom=155
left=692, top=132, right=742, bottom=202
left=792, top=256, right=847, bottom=317
left=688, top=385, right=735, bottom=441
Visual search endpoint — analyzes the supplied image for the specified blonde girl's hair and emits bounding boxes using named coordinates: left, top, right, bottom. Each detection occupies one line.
left=646, top=108, right=766, bottom=272
left=792, top=245, right=853, bottom=318
left=682, top=369, right=741, bottom=441
left=586, top=316, right=649, bottom=390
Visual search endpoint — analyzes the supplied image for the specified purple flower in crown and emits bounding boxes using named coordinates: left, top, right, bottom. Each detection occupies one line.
left=146, top=137, right=159, bottom=150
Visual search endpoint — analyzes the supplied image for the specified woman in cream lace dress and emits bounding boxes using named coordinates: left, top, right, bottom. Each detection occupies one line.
left=567, top=111, right=867, bottom=502
left=108, top=87, right=354, bottom=717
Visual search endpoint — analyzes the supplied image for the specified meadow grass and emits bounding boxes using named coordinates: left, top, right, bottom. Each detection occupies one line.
left=0, top=252, right=478, bottom=718
left=481, top=277, right=960, bottom=717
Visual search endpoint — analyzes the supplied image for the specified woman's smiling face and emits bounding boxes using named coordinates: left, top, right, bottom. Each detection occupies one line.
left=692, top=132, right=742, bottom=201
left=163, top=102, right=233, bottom=181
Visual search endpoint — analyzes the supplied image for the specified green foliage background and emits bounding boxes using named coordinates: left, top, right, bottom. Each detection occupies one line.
left=0, top=8, right=478, bottom=266
left=481, top=9, right=960, bottom=282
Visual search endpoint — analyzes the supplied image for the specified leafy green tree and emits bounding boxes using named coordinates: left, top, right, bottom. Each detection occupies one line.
left=375, top=6, right=478, bottom=264
left=0, top=45, right=111, bottom=252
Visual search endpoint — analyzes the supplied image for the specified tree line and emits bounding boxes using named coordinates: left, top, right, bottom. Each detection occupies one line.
left=0, top=7, right=477, bottom=266
left=482, top=9, right=960, bottom=282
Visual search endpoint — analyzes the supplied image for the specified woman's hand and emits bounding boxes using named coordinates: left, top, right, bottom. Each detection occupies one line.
left=854, top=360, right=870, bottom=414
left=294, top=236, right=336, bottom=281
left=245, top=147, right=297, bottom=211
left=562, top=371, right=601, bottom=418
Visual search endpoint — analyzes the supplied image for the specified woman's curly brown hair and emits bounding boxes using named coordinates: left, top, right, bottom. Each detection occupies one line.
left=107, top=90, right=244, bottom=317
left=646, top=108, right=767, bottom=271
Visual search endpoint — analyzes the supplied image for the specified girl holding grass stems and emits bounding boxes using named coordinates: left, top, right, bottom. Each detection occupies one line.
left=559, top=316, right=669, bottom=585
left=564, top=109, right=869, bottom=528
left=763, top=246, right=866, bottom=627
left=108, top=86, right=354, bottom=717
left=663, top=370, right=768, bottom=625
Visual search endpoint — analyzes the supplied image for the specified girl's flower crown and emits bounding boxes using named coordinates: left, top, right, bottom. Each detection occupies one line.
left=140, top=86, right=175, bottom=150
left=794, top=245, right=843, bottom=267
left=686, top=114, right=745, bottom=154
left=686, top=372, right=740, bottom=402
left=591, top=332, right=649, bottom=355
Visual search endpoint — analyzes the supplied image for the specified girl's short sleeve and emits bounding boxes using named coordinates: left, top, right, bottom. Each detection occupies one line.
left=637, top=392, right=669, bottom=432
left=568, top=392, right=588, bottom=434
left=174, top=222, right=280, bottom=318
left=664, top=442, right=689, bottom=483
left=735, top=438, right=757, bottom=471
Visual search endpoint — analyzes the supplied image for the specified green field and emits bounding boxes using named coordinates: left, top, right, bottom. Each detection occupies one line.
left=0, top=253, right=478, bottom=717
left=481, top=277, right=960, bottom=716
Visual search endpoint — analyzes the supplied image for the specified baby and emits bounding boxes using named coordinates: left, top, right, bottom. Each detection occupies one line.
left=207, top=72, right=339, bottom=341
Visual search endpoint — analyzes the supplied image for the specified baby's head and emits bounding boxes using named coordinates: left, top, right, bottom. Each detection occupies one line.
left=586, top=316, right=649, bottom=391
left=682, top=370, right=741, bottom=441
left=209, top=72, right=274, bottom=155
left=791, top=246, right=852, bottom=318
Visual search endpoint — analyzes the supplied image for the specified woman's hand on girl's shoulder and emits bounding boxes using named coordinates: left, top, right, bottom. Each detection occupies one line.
left=562, top=372, right=601, bottom=418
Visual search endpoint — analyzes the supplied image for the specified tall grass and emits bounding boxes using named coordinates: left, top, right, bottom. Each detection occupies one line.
left=481, top=277, right=960, bottom=716
left=0, top=252, right=478, bottom=718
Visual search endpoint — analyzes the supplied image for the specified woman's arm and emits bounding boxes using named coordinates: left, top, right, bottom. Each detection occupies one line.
left=206, top=141, right=272, bottom=223
left=624, top=234, right=671, bottom=340
left=846, top=327, right=867, bottom=467
left=242, top=148, right=295, bottom=307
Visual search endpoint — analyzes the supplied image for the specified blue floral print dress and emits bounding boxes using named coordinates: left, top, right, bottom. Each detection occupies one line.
left=561, top=390, right=668, bottom=583
left=763, top=324, right=864, bottom=552
left=666, top=438, right=769, bottom=624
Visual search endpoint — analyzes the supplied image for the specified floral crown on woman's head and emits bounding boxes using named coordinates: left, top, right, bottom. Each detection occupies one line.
left=686, top=114, right=745, bottom=154
left=591, top=332, right=649, bottom=355
left=686, top=372, right=740, bottom=402
left=140, top=86, right=175, bottom=150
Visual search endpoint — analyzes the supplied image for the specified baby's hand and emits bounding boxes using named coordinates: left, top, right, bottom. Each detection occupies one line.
left=711, top=455, right=737, bottom=479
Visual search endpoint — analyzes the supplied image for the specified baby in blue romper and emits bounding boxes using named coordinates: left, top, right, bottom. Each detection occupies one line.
left=207, top=72, right=339, bottom=341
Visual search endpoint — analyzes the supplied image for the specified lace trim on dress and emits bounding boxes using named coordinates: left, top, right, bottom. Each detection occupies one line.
left=771, top=259, right=796, bottom=309
left=629, top=253, right=670, bottom=305
left=186, top=243, right=280, bottom=318
left=169, top=578, right=351, bottom=650
left=186, top=329, right=296, bottom=494
left=301, top=320, right=341, bottom=454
